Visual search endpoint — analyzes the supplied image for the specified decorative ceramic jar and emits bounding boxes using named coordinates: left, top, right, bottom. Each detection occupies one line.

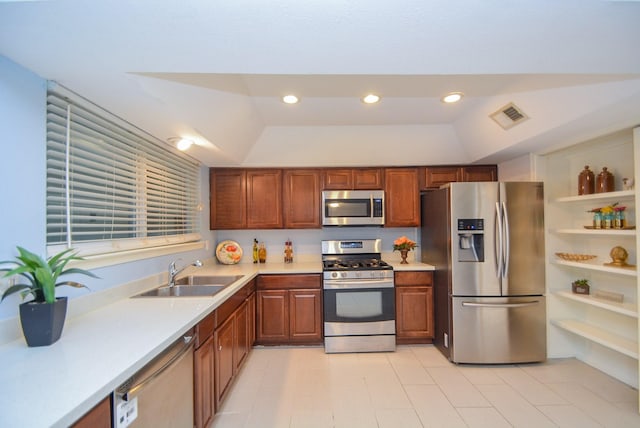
left=595, top=167, right=614, bottom=193
left=578, top=165, right=594, bottom=195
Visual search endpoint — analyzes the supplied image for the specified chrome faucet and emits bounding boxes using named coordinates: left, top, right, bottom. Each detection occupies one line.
left=168, top=259, right=203, bottom=287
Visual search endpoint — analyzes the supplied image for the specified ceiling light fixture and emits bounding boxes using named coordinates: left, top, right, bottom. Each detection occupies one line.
left=282, top=94, right=299, bottom=104
left=362, top=94, right=381, bottom=104
left=441, top=92, right=464, bottom=103
left=168, top=137, right=194, bottom=151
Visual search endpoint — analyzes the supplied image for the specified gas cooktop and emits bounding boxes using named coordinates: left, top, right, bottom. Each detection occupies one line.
left=322, top=258, right=392, bottom=271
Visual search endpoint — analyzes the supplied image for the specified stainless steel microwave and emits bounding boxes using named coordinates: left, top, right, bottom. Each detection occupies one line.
left=321, top=190, right=385, bottom=226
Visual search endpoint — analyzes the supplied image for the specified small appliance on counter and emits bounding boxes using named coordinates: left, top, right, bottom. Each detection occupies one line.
left=321, top=238, right=395, bottom=353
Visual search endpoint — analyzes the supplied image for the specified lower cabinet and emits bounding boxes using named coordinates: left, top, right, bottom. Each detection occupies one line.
left=193, top=335, right=215, bottom=428
left=194, top=279, right=256, bottom=427
left=256, top=274, right=323, bottom=345
left=71, top=395, right=111, bottom=428
left=395, top=271, right=434, bottom=343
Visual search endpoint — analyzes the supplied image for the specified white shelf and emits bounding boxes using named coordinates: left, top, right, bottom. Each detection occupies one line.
left=551, top=319, right=639, bottom=360
left=552, top=259, right=638, bottom=277
left=554, top=228, right=636, bottom=236
left=554, top=290, right=638, bottom=318
left=554, top=190, right=635, bottom=203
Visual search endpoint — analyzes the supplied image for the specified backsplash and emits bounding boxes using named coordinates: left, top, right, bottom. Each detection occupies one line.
left=211, top=227, right=421, bottom=265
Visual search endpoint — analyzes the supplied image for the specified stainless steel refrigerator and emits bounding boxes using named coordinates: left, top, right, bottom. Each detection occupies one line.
left=421, top=182, right=546, bottom=364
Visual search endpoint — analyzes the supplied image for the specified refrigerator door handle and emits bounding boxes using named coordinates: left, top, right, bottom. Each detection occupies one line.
left=495, top=202, right=503, bottom=278
left=502, top=201, right=510, bottom=279
left=462, top=301, right=541, bottom=308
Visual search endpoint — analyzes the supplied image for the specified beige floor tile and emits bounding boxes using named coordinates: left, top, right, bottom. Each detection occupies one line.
left=546, top=382, right=640, bottom=428
left=536, top=404, right=603, bottom=428
left=456, top=407, right=512, bottom=428
left=491, top=366, right=567, bottom=406
left=404, top=384, right=467, bottom=428
left=476, top=384, right=556, bottom=427
left=457, top=365, right=506, bottom=385
left=376, top=408, right=423, bottom=428
left=215, top=346, right=640, bottom=428
left=427, top=366, right=491, bottom=407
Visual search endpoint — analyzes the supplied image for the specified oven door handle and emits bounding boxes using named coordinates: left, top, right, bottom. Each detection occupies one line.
left=324, top=279, right=394, bottom=289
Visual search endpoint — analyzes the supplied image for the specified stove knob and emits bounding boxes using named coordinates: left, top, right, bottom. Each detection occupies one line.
left=331, top=272, right=338, bottom=278
left=341, top=272, right=347, bottom=278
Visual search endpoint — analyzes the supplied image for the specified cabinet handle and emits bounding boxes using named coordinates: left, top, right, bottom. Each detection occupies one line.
left=219, top=345, right=222, bottom=351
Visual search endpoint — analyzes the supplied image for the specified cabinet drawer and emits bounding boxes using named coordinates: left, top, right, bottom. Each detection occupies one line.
left=394, top=271, right=433, bottom=286
left=195, top=311, right=216, bottom=348
left=257, top=274, right=321, bottom=290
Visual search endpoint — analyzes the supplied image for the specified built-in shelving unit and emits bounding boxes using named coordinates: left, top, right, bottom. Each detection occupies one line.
left=542, top=126, right=640, bottom=393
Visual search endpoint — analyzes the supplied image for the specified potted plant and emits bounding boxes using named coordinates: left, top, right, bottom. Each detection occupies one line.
left=0, top=246, right=97, bottom=347
left=393, top=236, right=418, bottom=264
left=571, top=278, right=590, bottom=295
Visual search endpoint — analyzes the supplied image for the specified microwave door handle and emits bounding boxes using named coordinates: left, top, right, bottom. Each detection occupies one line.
left=370, top=194, right=374, bottom=219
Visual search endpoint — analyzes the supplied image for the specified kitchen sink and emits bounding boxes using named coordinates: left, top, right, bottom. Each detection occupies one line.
left=134, top=275, right=244, bottom=298
left=174, top=275, right=244, bottom=286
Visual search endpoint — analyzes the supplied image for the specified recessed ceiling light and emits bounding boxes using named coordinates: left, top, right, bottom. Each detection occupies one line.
left=441, top=92, right=464, bottom=103
left=362, top=94, right=381, bottom=104
left=282, top=94, right=299, bottom=104
left=176, top=138, right=193, bottom=151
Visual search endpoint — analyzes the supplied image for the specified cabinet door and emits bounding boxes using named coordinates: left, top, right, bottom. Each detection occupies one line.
left=353, top=168, right=383, bottom=189
left=422, top=166, right=461, bottom=189
left=396, top=286, right=434, bottom=342
left=384, top=168, right=420, bottom=227
left=214, top=315, right=235, bottom=407
left=194, top=335, right=215, bottom=428
left=461, top=165, right=497, bottom=182
left=210, top=169, right=247, bottom=229
left=256, top=290, right=289, bottom=344
left=323, top=169, right=353, bottom=190
left=247, top=169, right=283, bottom=229
left=283, top=169, right=321, bottom=228
left=71, top=395, right=111, bottom=428
left=234, top=300, right=249, bottom=370
left=289, top=289, right=323, bottom=344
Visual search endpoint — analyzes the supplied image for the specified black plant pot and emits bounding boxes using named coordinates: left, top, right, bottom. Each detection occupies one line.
left=19, top=297, right=68, bottom=347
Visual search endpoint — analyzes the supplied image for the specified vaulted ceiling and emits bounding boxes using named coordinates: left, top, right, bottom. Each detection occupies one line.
left=1, top=1, right=640, bottom=167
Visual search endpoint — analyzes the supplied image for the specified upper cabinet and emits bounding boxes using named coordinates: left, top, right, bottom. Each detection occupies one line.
left=323, top=168, right=383, bottom=190
left=247, top=169, right=283, bottom=229
left=421, top=165, right=497, bottom=190
left=384, top=168, right=420, bottom=227
left=283, top=169, right=321, bottom=228
left=210, top=169, right=282, bottom=230
left=210, top=169, right=247, bottom=230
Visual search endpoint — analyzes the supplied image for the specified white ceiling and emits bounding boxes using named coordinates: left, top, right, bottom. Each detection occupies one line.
left=1, top=1, right=640, bottom=167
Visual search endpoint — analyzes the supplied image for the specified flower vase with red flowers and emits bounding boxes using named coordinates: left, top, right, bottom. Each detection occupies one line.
left=393, top=236, right=417, bottom=264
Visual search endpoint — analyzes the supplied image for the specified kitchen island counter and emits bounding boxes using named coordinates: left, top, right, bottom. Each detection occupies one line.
left=0, top=260, right=320, bottom=428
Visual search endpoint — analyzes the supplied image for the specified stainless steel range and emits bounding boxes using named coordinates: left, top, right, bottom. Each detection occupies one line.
left=322, top=239, right=395, bottom=353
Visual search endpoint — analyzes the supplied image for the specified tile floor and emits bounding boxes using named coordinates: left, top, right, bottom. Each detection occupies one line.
left=212, top=345, right=640, bottom=428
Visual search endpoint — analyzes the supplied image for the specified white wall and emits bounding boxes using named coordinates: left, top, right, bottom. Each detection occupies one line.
left=0, top=56, right=215, bottom=322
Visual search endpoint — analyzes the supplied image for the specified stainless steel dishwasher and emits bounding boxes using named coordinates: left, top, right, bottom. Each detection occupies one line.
left=113, top=330, right=195, bottom=428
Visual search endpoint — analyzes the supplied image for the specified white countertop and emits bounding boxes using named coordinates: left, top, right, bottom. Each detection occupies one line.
left=0, top=259, right=433, bottom=427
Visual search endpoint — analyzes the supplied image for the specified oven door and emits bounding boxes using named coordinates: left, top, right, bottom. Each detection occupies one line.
left=323, top=278, right=395, bottom=336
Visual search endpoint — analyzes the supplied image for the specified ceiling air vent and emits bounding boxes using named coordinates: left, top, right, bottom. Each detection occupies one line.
left=490, top=102, right=529, bottom=130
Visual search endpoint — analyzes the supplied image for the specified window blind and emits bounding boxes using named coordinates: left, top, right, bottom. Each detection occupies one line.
left=46, top=85, right=201, bottom=257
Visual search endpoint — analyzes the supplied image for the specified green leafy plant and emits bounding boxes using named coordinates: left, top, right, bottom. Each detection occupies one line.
left=572, top=279, right=589, bottom=286
left=0, top=246, right=97, bottom=304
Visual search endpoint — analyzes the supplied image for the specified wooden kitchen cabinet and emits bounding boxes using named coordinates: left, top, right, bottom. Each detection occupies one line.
left=384, top=167, right=420, bottom=227
left=71, top=395, right=111, bottom=428
left=395, top=271, right=434, bottom=343
left=283, top=169, right=321, bottom=228
left=247, top=169, right=283, bottom=229
left=210, top=169, right=247, bottom=229
left=256, top=274, right=322, bottom=345
left=421, top=165, right=497, bottom=189
left=214, top=314, right=235, bottom=408
left=194, top=335, right=215, bottom=428
left=323, top=168, right=383, bottom=190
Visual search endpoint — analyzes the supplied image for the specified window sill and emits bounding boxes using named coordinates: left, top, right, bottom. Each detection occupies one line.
left=73, top=241, right=207, bottom=270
